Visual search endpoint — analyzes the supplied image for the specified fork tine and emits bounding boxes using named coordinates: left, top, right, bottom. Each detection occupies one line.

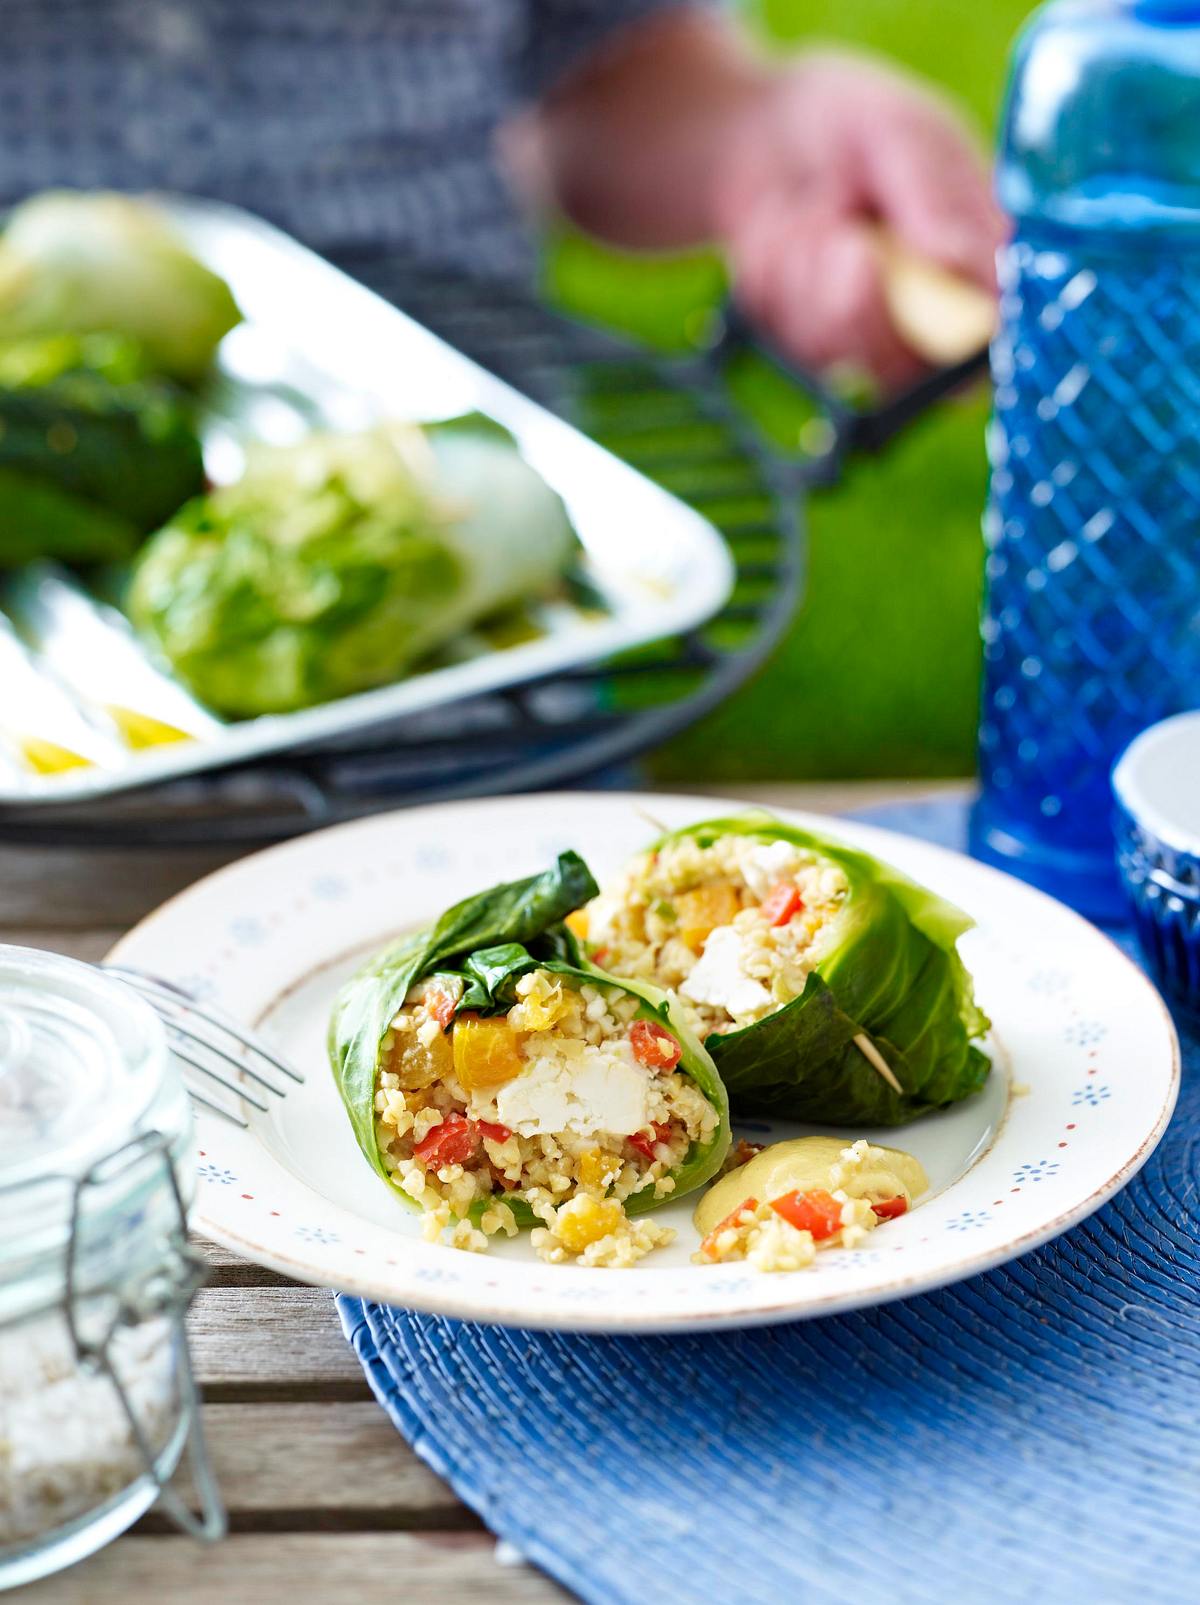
left=105, top=965, right=304, bottom=1085
left=176, top=1000, right=304, bottom=1086
left=170, top=1044, right=272, bottom=1114
left=163, top=1017, right=288, bottom=1099
left=185, top=1086, right=250, bottom=1129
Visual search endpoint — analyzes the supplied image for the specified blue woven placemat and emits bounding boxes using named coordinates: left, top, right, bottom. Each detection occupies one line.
left=336, top=801, right=1199, bottom=1605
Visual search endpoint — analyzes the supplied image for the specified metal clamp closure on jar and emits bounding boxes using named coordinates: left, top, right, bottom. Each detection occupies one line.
left=0, top=944, right=227, bottom=1588
left=63, top=1128, right=224, bottom=1544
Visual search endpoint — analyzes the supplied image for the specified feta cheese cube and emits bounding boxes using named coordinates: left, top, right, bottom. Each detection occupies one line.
left=494, top=1042, right=650, bottom=1137
left=742, top=839, right=803, bottom=900
left=680, top=925, right=771, bottom=1017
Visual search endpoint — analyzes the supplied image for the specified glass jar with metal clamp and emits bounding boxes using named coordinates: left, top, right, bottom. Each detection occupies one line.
left=0, top=945, right=225, bottom=1590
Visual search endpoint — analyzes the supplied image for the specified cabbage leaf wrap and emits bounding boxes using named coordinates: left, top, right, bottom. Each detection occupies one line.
left=128, top=418, right=578, bottom=716
left=329, top=852, right=730, bottom=1225
left=646, top=815, right=991, bottom=1127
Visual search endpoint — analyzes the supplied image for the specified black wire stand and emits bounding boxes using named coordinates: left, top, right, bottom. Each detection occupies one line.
left=0, top=261, right=986, bottom=847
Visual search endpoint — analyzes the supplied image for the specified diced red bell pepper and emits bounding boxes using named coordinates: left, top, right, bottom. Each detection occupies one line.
left=413, top=1114, right=478, bottom=1168
left=761, top=881, right=803, bottom=927
left=728, top=1138, right=765, bottom=1169
left=427, top=986, right=457, bottom=1030
left=871, top=1194, right=908, bottom=1221
left=698, top=1197, right=759, bottom=1260
left=591, top=946, right=611, bottom=968
left=629, top=1019, right=683, bottom=1070
left=476, top=1120, right=513, bottom=1145
left=628, top=1121, right=673, bottom=1161
left=770, top=1188, right=843, bottom=1241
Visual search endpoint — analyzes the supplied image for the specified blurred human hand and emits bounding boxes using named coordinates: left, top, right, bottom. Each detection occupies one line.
left=516, top=18, right=1005, bottom=390
left=712, top=51, right=1007, bottom=390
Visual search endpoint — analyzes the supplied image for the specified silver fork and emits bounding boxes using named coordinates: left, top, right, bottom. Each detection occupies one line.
left=103, top=965, right=304, bottom=1127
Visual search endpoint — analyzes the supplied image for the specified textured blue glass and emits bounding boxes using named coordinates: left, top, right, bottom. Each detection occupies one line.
left=972, top=0, right=1200, bottom=917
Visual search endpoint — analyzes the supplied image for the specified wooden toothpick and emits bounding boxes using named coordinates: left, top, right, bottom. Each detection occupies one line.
left=853, top=1032, right=904, bottom=1096
left=634, top=804, right=670, bottom=837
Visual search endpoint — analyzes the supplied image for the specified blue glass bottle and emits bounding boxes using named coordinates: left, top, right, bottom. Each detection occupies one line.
left=970, top=0, right=1200, bottom=920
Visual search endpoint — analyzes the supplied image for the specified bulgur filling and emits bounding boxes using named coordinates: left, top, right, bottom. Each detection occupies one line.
left=579, top=833, right=850, bottom=1037
left=695, top=1139, right=922, bottom=1273
left=373, top=968, right=720, bottom=1267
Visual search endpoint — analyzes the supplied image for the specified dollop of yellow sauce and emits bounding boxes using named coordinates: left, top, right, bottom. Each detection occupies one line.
left=694, top=1134, right=928, bottom=1237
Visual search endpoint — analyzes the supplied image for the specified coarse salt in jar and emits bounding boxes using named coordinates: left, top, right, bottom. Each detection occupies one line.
left=0, top=945, right=225, bottom=1590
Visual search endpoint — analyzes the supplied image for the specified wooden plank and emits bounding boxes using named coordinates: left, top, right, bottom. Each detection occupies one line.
left=187, top=1286, right=369, bottom=1400
left=20, top=1534, right=569, bottom=1605
left=201, top=1255, right=298, bottom=1289
left=197, top=1238, right=298, bottom=1289
left=0, top=842, right=244, bottom=928
left=200, top=1238, right=261, bottom=1271
left=136, top=1402, right=467, bottom=1532
left=0, top=927, right=124, bottom=962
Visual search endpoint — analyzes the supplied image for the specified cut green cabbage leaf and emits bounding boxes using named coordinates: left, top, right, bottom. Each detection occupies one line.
left=644, top=814, right=991, bottom=1127
left=329, top=852, right=730, bottom=1226
left=0, top=192, right=240, bottom=381
left=128, top=419, right=579, bottom=716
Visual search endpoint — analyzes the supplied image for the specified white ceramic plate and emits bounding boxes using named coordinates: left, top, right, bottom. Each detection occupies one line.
left=108, top=792, right=1179, bottom=1333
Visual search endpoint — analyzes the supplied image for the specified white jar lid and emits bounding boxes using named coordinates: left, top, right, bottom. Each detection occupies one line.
left=1112, top=710, right=1200, bottom=859
left=0, top=946, right=192, bottom=1323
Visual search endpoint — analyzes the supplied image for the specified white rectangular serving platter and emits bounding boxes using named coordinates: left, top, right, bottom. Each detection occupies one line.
left=0, top=196, right=734, bottom=804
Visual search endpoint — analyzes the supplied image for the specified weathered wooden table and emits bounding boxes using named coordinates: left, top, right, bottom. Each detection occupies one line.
left=11, top=780, right=956, bottom=1604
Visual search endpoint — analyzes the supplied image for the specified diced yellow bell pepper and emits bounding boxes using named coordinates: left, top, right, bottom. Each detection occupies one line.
left=452, top=1014, right=526, bottom=1091
left=674, top=883, right=742, bottom=949
left=565, top=908, right=589, bottom=941
left=579, top=1149, right=617, bottom=1192
left=515, top=972, right=568, bottom=1031
left=554, top=1195, right=624, bottom=1253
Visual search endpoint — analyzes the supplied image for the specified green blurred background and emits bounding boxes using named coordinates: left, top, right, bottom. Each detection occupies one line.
left=543, top=0, right=1035, bottom=783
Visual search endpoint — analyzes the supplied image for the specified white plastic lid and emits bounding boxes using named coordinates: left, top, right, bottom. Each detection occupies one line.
left=1112, top=710, right=1200, bottom=856
left=0, top=946, right=193, bottom=1323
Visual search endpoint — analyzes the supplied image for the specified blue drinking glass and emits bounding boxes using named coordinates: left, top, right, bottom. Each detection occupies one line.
left=970, top=0, right=1200, bottom=920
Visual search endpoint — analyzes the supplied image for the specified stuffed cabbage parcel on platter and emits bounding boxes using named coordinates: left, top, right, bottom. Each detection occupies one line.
left=330, top=853, right=730, bottom=1266
left=0, top=191, right=241, bottom=382
left=129, top=416, right=578, bottom=717
left=0, top=333, right=206, bottom=567
left=575, top=814, right=990, bottom=1128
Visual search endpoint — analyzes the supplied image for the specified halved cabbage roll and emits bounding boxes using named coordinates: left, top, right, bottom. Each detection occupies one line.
left=577, top=814, right=990, bottom=1127
left=330, top=854, right=729, bottom=1266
